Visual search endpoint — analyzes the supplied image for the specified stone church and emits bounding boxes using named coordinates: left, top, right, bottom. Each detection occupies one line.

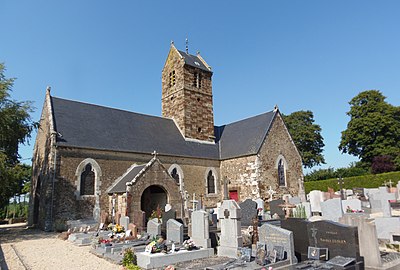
left=28, top=44, right=303, bottom=231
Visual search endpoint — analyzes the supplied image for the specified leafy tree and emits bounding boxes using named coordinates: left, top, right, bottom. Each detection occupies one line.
left=371, top=155, right=395, bottom=174
left=1, top=63, right=36, bottom=164
left=283, top=110, right=325, bottom=168
left=0, top=63, right=36, bottom=209
left=339, top=90, right=400, bottom=168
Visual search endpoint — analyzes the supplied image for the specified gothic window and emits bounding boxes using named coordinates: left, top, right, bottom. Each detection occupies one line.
left=170, top=167, right=180, bottom=185
left=169, top=70, right=176, bottom=87
left=80, top=163, right=95, bottom=195
left=168, top=164, right=184, bottom=190
left=193, top=72, right=201, bottom=88
left=278, top=159, right=286, bottom=187
left=207, top=170, right=216, bottom=194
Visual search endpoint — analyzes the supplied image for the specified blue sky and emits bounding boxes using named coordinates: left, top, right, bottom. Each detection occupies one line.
left=1, top=1, right=400, bottom=173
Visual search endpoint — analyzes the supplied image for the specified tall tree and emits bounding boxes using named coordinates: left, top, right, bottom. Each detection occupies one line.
left=283, top=110, right=325, bottom=168
left=0, top=63, right=36, bottom=164
left=0, top=63, right=36, bottom=208
left=339, top=90, right=400, bottom=167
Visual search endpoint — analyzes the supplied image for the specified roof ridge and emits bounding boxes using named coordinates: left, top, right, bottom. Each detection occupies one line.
left=216, top=110, right=275, bottom=127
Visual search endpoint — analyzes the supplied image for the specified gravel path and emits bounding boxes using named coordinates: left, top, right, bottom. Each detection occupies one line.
left=0, top=223, right=121, bottom=270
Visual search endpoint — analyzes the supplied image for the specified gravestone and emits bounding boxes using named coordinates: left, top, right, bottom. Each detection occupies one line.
left=374, top=217, right=400, bottom=240
left=397, top=181, right=400, bottom=199
left=217, top=199, right=242, bottom=258
left=120, top=216, right=129, bottom=231
left=309, top=190, right=324, bottom=213
left=191, top=210, right=211, bottom=248
left=128, top=223, right=137, bottom=238
left=307, top=220, right=360, bottom=261
left=339, top=214, right=382, bottom=268
left=269, top=199, right=285, bottom=219
left=342, top=198, right=362, bottom=213
left=166, top=219, right=183, bottom=244
left=162, top=209, right=176, bottom=229
left=255, top=198, right=264, bottom=218
left=289, top=196, right=301, bottom=205
left=258, top=223, right=297, bottom=265
left=133, top=210, right=146, bottom=231
left=239, top=199, right=258, bottom=226
left=147, top=218, right=161, bottom=238
left=281, top=218, right=310, bottom=262
left=321, top=198, right=343, bottom=222
left=352, top=187, right=364, bottom=197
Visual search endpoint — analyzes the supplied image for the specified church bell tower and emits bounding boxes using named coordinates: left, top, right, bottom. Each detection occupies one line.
left=161, top=43, right=215, bottom=142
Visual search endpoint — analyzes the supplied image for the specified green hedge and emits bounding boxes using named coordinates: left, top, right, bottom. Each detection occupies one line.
left=304, top=171, right=400, bottom=194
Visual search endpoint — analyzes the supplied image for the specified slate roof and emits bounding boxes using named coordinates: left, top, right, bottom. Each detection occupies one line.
left=51, top=97, right=220, bottom=159
left=177, top=50, right=211, bottom=72
left=215, top=111, right=276, bottom=160
left=50, top=96, right=277, bottom=160
left=107, top=164, right=145, bottom=194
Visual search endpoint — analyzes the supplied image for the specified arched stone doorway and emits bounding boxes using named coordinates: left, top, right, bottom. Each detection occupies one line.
left=141, top=185, right=168, bottom=221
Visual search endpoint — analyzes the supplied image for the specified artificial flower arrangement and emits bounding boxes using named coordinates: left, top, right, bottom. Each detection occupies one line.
left=112, top=224, right=125, bottom=233
left=182, top=239, right=196, bottom=250
left=346, top=206, right=364, bottom=213
left=145, top=236, right=167, bottom=253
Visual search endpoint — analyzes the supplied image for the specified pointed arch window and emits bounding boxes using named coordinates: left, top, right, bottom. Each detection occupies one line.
left=168, top=164, right=184, bottom=190
left=278, top=159, right=286, bottom=187
left=80, top=163, right=95, bottom=195
left=207, top=170, right=216, bottom=194
left=170, top=167, right=180, bottom=185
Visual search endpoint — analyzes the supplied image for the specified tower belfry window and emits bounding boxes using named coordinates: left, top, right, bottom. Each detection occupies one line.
left=193, top=72, right=201, bottom=88
left=169, top=70, right=176, bottom=87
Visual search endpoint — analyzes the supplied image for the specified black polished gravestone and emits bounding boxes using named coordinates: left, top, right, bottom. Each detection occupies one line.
left=239, top=199, right=258, bottom=226
left=281, top=218, right=310, bottom=262
left=307, top=220, right=361, bottom=261
left=269, top=199, right=285, bottom=219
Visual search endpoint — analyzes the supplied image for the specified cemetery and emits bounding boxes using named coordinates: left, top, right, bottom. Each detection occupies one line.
left=60, top=179, right=400, bottom=269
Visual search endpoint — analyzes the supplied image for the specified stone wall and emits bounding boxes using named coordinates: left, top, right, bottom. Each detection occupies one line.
left=28, top=92, right=56, bottom=230
left=220, top=112, right=303, bottom=202
left=220, top=156, right=259, bottom=201
left=49, top=147, right=221, bottom=226
left=257, top=113, right=303, bottom=199
left=161, top=45, right=214, bottom=142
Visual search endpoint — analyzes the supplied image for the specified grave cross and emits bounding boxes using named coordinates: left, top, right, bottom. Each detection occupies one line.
left=310, top=226, right=318, bottom=247
left=388, top=180, right=393, bottom=188
left=267, top=186, right=276, bottom=202
left=223, top=177, right=230, bottom=200
left=224, top=209, right=230, bottom=218
left=337, top=177, right=345, bottom=200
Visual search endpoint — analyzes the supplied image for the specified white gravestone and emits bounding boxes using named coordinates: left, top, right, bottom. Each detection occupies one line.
left=309, top=190, right=324, bottom=213
left=321, top=198, right=343, bottom=222
left=342, top=199, right=362, bottom=213
left=191, top=210, right=211, bottom=248
left=147, top=218, right=161, bottom=238
left=167, top=219, right=183, bottom=244
left=217, top=200, right=242, bottom=258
